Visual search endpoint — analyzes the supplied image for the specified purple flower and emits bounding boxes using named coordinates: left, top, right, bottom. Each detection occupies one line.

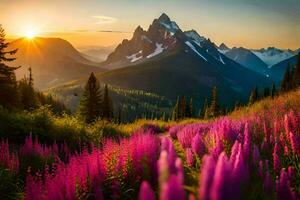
left=252, top=144, right=260, bottom=166
left=185, top=148, right=194, bottom=166
left=198, top=155, right=216, bottom=200
left=160, top=175, right=185, bottom=200
left=263, top=171, right=273, bottom=193
left=139, top=181, right=155, bottom=200
left=276, top=169, right=295, bottom=200
left=191, top=134, right=206, bottom=158
left=289, top=132, right=300, bottom=156
left=210, top=152, right=233, bottom=200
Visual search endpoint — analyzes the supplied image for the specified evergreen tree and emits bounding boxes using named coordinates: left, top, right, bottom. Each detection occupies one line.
left=209, top=86, right=219, bottom=117
left=281, top=64, right=291, bottom=92
left=200, top=98, right=208, bottom=118
left=249, top=86, right=258, bottom=105
left=102, top=84, right=113, bottom=120
left=263, top=87, right=270, bottom=97
left=186, top=97, right=193, bottom=118
left=292, top=53, right=300, bottom=87
left=271, top=83, right=276, bottom=98
left=172, top=97, right=180, bottom=121
left=116, top=107, right=122, bottom=124
left=179, top=95, right=186, bottom=119
left=78, top=73, right=102, bottom=123
left=0, top=25, right=20, bottom=108
left=18, top=67, right=38, bottom=110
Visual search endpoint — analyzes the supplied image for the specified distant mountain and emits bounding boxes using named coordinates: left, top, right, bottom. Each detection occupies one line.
left=79, top=45, right=115, bottom=63
left=252, top=47, right=298, bottom=66
left=222, top=47, right=268, bottom=74
left=267, top=54, right=298, bottom=83
left=94, top=13, right=272, bottom=108
left=218, top=43, right=230, bottom=54
left=8, top=37, right=105, bottom=89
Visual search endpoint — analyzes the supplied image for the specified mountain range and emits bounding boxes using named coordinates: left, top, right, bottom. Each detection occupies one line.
left=8, top=37, right=105, bottom=89
left=48, top=13, right=275, bottom=111
left=8, top=13, right=299, bottom=113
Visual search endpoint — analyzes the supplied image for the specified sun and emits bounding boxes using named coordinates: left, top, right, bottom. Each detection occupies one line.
left=24, top=29, right=37, bottom=39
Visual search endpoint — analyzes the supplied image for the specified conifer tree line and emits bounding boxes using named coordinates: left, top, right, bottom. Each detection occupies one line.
left=78, top=72, right=114, bottom=123
left=0, top=25, right=67, bottom=113
left=248, top=53, right=300, bottom=106
left=172, top=86, right=227, bottom=121
left=280, top=54, right=300, bottom=92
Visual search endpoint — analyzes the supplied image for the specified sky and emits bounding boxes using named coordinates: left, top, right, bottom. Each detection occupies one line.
left=0, top=0, right=299, bottom=49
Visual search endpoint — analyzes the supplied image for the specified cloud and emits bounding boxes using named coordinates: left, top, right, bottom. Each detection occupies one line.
left=92, top=16, right=118, bottom=24
left=96, top=30, right=132, bottom=33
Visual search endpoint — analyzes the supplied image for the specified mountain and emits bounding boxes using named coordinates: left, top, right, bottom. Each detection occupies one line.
left=79, top=45, right=115, bottom=63
left=222, top=47, right=268, bottom=74
left=252, top=47, right=297, bottom=66
left=8, top=37, right=105, bottom=89
left=267, top=54, right=298, bottom=83
left=218, top=43, right=230, bottom=54
left=88, top=13, right=272, bottom=108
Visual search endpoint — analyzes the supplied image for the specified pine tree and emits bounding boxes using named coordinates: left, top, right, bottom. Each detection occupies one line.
left=200, top=98, right=208, bottom=118
left=209, top=86, right=219, bottom=117
left=281, top=64, right=291, bottom=92
left=249, top=86, right=258, bottom=105
left=0, top=25, right=20, bottom=108
left=263, top=87, right=270, bottom=97
left=18, top=67, right=38, bottom=110
left=187, top=97, right=193, bottom=118
left=102, top=84, right=113, bottom=120
left=292, top=53, right=300, bottom=87
left=78, top=73, right=102, bottom=123
left=180, top=95, right=186, bottom=119
left=271, top=83, right=276, bottom=98
left=172, top=97, right=180, bottom=121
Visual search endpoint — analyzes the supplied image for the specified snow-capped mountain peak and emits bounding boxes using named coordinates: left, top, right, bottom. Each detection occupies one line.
left=184, top=30, right=206, bottom=47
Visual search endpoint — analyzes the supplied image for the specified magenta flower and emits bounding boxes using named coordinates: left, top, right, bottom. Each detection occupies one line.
left=198, top=155, right=216, bottom=200
left=139, top=181, right=156, bottom=200
left=185, top=148, right=194, bottom=166
left=191, top=134, right=206, bottom=158
left=289, top=132, right=300, bottom=156
left=263, top=171, right=273, bottom=193
left=243, top=122, right=251, bottom=160
left=210, top=152, right=233, bottom=200
left=276, top=169, right=295, bottom=200
left=252, top=144, right=260, bottom=166
left=160, top=175, right=185, bottom=200
left=273, top=142, right=281, bottom=173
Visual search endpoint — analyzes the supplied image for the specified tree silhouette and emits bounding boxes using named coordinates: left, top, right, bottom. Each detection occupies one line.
left=0, top=25, right=20, bottom=108
left=102, top=84, right=113, bottom=120
left=78, top=73, right=102, bottom=123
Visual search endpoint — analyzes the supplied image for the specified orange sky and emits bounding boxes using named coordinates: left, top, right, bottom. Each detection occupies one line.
left=1, top=0, right=299, bottom=49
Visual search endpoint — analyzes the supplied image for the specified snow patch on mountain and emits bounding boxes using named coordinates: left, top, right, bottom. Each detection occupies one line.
left=147, top=43, right=164, bottom=58
left=185, top=41, right=207, bottom=61
left=252, top=48, right=295, bottom=66
left=218, top=49, right=230, bottom=54
left=142, top=35, right=153, bottom=43
left=160, top=21, right=179, bottom=35
left=127, top=51, right=143, bottom=62
left=219, top=55, right=225, bottom=65
left=185, top=30, right=206, bottom=47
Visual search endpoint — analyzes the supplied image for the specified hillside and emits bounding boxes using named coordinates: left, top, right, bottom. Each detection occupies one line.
left=63, top=13, right=273, bottom=110
left=7, top=37, right=105, bottom=89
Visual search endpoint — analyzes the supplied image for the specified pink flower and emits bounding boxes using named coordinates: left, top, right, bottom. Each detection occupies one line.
left=210, top=152, right=233, bottom=200
left=139, top=181, right=155, bottom=200
left=191, top=134, right=206, bottom=158
left=198, top=155, right=216, bottom=200
left=185, top=148, right=194, bottom=166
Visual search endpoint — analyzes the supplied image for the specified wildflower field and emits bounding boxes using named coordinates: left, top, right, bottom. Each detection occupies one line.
left=1, top=89, right=300, bottom=200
